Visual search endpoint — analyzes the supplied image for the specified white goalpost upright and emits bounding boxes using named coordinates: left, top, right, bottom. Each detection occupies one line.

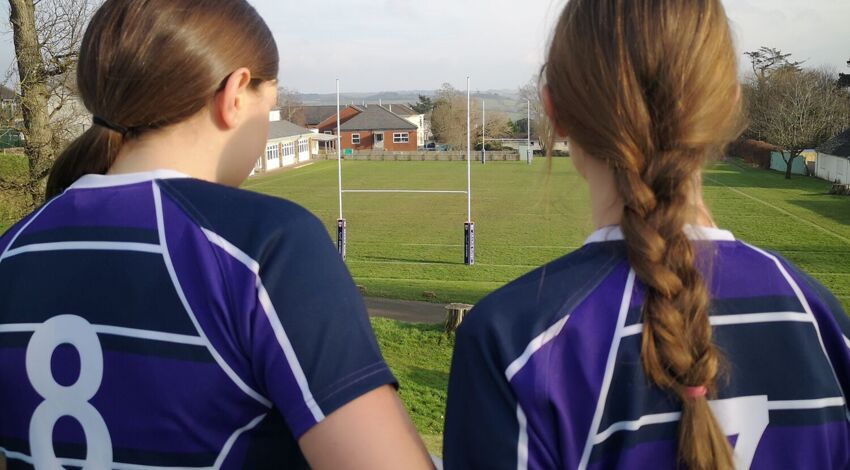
left=481, top=100, right=486, bottom=165
left=527, top=99, right=532, bottom=165
left=336, top=79, right=346, bottom=259
left=464, top=76, right=475, bottom=265
left=334, top=78, right=475, bottom=266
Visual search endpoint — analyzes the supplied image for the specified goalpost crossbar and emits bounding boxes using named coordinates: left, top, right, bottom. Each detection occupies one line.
left=341, top=189, right=468, bottom=194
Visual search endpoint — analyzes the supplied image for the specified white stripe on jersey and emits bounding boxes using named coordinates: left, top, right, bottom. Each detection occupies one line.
left=593, top=396, right=846, bottom=446
left=0, top=323, right=204, bottom=345
left=153, top=182, right=272, bottom=409
left=620, top=311, right=813, bottom=337
left=201, top=227, right=326, bottom=423
left=3, top=241, right=162, bottom=259
left=744, top=243, right=850, bottom=413
left=505, top=313, right=571, bottom=382
left=516, top=406, right=529, bottom=470
left=0, top=193, right=65, bottom=263
left=577, top=269, right=636, bottom=470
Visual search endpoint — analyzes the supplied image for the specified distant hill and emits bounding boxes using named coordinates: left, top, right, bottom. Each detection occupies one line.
left=299, top=89, right=528, bottom=119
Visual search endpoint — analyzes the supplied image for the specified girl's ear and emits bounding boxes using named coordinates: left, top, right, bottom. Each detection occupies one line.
left=213, top=67, right=253, bottom=129
left=541, top=85, right=568, bottom=138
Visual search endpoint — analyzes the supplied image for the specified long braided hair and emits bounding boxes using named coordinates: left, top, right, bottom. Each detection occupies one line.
left=546, top=0, right=745, bottom=468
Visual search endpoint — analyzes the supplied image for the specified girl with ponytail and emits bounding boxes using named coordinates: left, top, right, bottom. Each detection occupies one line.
left=444, top=0, right=850, bottom=468
left=0, top=1, right=432, bottom=468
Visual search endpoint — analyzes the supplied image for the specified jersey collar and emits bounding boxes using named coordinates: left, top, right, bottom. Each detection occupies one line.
left=583, top=225, right=736, bottom=245
left=69, top=170, right=191, bottom=190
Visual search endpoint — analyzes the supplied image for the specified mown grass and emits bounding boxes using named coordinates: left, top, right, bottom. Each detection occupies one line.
left=245, top=158, right=850, bottom=312
left=370, top=318, right=452, bottom=455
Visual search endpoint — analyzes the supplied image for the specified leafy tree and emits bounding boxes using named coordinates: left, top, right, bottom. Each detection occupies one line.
left=838, top=57, right=850, bottom=89
left=744, top=47, right=804, bottom=81
left=409, top=95, right=433, bottom=114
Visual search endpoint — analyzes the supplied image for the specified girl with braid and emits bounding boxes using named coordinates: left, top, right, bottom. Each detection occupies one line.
left=443, top=0, right=850, bottom=469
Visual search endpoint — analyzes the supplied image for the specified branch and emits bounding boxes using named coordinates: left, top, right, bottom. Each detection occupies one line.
left=0, top=177, right=26, bottom=192
left=35, top=167, right=51, bottom=181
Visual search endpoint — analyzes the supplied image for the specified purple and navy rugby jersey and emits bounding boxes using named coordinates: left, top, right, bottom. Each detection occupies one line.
left=444, top=226, right=850, bottom=469
left=0, top=170, right=396, bottom=469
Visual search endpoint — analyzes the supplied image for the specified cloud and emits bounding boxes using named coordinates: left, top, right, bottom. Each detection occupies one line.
left=0, top=0, right=846, bottom=92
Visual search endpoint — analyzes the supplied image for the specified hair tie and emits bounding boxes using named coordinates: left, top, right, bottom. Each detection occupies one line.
left=685, top=386, right=707, bottom=399
left=93, top=115, right=129, bottom=136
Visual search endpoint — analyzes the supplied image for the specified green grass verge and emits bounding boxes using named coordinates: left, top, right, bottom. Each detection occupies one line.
left=371, top=318, right=452, bottom=456
left=0, top=153, right=29, bottom=232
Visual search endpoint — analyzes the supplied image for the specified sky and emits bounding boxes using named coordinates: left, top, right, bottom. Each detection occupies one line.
left=0, top=0, right=848, bottom=93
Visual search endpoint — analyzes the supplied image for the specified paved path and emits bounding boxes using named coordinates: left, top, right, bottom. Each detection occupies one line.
left=364, top=297, right=446, bottom=324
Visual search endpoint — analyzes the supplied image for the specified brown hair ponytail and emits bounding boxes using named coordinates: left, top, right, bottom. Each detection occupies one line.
left=46, top=0, right=279, bottom=198
left=545, top=0, right=745, bottom=468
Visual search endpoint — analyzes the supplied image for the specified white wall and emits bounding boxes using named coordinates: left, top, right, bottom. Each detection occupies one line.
left=404, top=114, right=426, bottom=147
left=298, top=138, right=310, bottom=162
left=269, top=110, right=281, bottom=122
left=816, top=153, right=850, bottom=184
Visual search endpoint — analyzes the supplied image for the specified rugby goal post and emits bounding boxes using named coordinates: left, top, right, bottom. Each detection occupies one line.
left=334, top=78, right=475, bottom=266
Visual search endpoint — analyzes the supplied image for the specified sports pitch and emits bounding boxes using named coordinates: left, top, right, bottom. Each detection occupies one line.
left=243, top=157, right=850, bottom=313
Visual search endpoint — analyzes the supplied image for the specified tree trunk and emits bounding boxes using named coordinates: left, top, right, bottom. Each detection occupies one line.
left=784, top=151, right=801, bottom=180
left=9, top=0, right=55, bottom=207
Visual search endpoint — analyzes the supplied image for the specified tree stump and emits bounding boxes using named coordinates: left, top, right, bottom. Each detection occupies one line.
left=830, top=183, right=850, bottom=195
left=444, top=303, right=474, bottom=337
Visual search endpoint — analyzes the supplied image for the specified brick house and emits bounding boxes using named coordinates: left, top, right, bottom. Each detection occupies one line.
left=318, top=104, right=417, bottom=151
left=379, top=104, right=427, bottom=147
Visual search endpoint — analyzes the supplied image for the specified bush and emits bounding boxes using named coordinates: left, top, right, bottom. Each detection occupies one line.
left=728, top=139, right=779, bottom=169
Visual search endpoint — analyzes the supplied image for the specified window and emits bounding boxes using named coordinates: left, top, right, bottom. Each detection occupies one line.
left=352, top=133, right=361, bottom=145
left=393, top=132, right=409, bottom=144
left=266, top=144, right=279, bottom=161
left=375, top=133, right=384, bottom=143
left=299, top=138, right=308, bottom=154
left=324, top=131, right=333, bottom=135
left=283, top=142, right=295, bottom=157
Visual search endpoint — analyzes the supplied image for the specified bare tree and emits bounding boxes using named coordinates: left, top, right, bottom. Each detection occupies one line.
left=483, top=110, right=511, bottom=141
left=276, top=86, right=305, bottom=126
left=747, top=67, right=850, bottom=179
left=518, top=76, right=554, bottom=155
left=6, top=0, right=95, bottom=208
left=429, top=83, right=481, bottom=150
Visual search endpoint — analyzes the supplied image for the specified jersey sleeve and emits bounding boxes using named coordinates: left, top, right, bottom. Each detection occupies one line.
left=782, top=259, right=850, bottom=401
left=443, top=307, right=521, bottom=470
left=247, top=210, right=396, bottom=439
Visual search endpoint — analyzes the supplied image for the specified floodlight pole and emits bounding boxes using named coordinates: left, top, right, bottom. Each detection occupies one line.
left=464, top=76, right=475, bottom=265
left=482, top=100, right=486, bottom=165
left=336, top=79, right=346, bottom=259
left=527, top=99, right=532, bottom=165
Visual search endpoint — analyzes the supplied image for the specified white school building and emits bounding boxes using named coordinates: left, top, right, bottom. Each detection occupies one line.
left=253, top=114, right=334, bottom=174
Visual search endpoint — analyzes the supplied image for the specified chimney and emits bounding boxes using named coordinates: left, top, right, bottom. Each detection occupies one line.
left=389, top=104, right=393, bottom=112
left=379, top=99, right=382, bottom=106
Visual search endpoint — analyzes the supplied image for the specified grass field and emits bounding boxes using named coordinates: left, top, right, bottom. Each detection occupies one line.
left=0, top=153, right=29, bottom=232
left=244, top=158, right=850, bottom=312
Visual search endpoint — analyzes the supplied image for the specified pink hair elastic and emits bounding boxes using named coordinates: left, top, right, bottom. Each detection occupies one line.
left=685, top=386, right=707, bottom=398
